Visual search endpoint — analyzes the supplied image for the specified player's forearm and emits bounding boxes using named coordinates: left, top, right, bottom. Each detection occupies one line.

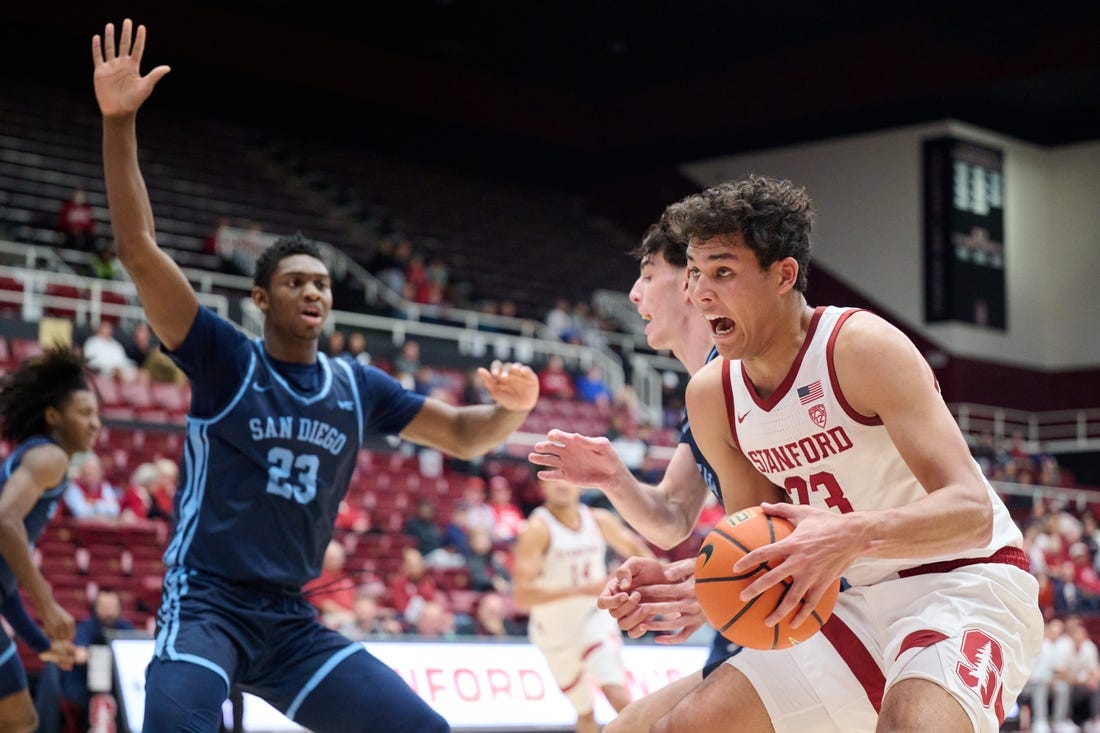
left=102, top=115, right=159, bottom=265
left=602, top=476, right=695, bottom=550
left=0, top=518, right=51, bottom=608
left=854, top=483, right=994, bottom=560
left=450, top=403, right=531, bottom=460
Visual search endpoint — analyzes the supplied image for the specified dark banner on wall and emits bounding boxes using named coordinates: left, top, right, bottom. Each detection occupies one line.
left=923, top=138, right=1006, bottom=329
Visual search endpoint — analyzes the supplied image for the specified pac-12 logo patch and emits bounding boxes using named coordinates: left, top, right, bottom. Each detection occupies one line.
left=808, top=404, right=827, bottom=428
left=956, top=628, right=1004, bottom=709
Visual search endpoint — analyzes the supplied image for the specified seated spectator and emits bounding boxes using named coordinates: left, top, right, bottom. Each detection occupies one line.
left=89, top=240, right=122, bottom=280
left=394, top=340, right=421, bottom=376
left=345, top=331, right=371, bottom=366
left=335, top=498, right=371, bottom=534
left=1051, top=618, right=1100, bottom=731
left=1023, top=617, right=1067, bottom=733
left=326, top=329, right=349, bottom=359
left=465, top=528, right=511, bottom=594
left=119, top=462, right=159, bottom=522
left=57, top=186, right=95, bottom=251
left=487, top=476, right=525, bottom=545
left=434, top=503, right=471, bottom=561
left=338, top=591, right=403, bottom=640
left=536, top=355, right=574, bottom=400
left=83, top=320, right=137, bottom=381
left=473, top=592, right=523, bottom=638
left=462, top=477, right=495, bottom=535
left=574, top=364, right=612, bottom=407
left=543, top=298, right=573, bottom=341
left=60, top=589, right=135, bottom=731
left=386, top=547, right=440, bottom=619
left=608, top=419, right=649, bottom=477
left=148, top=458, right=177, bottom=523
left=412, top=600, right=457, bottom=639
left=303, top=540, right=357, bottom=629
left=127, top=322, right=185, bottom=384
left=64, top=453, right=121, bottom=519
left=405, top=498, right=443, bottom=557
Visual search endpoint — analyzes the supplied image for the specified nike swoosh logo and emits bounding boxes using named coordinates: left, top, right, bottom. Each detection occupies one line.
left=252, top=382, right=273, bottom=392
left=698, top=543, right=714, bottom=567
left=737, top=409, right=751, bottom=423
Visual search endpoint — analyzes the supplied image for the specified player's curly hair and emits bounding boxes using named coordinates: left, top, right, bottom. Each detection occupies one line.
left=0, top=345, right=91, bottom=443
left=253, top=232, right=326, bottom=289
left=661, top=175, right=815, bottom=292
left=630, top=222, right=687, bottom=268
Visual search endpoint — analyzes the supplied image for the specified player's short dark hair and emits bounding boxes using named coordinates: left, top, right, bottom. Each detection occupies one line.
left=661, top=175, right=815, bottom=292
left=0, top=345, right=91, bottom=443
left=253, top=232, right=326, bottom=289
left=630, top=223, right=687, bottom=268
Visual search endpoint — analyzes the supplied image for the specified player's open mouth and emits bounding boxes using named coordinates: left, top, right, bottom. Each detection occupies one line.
left=301, top=309, right=323, bottom=324
left=706, top=315, right=735, bottom=336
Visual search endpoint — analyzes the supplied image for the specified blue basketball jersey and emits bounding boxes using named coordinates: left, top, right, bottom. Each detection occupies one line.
left=680, top=347, right=723, bottom=505
left=166, top=309, right=424, bottom=588
left=0, top=437, right=66, bottom=597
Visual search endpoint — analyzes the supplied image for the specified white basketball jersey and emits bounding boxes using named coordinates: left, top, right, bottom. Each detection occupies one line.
left=528, top=504, right=608, bottom=633
left=723, top=306, right=1022, bottom=586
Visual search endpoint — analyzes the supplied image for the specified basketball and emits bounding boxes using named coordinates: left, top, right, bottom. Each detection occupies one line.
left=695, top=506, right=840, bottom=650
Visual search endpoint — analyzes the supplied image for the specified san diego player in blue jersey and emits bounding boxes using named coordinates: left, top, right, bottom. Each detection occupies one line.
left=530, top=224, right=784, bottom=731
left=0, top=347, right=99, bottom=732
left=93, top=20, right=538, bottom=732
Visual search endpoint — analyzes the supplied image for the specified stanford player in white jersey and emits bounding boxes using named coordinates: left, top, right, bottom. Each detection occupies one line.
left=598, top=177, right=1041, bottom=733
left=513, top=479, right=653, bottom=733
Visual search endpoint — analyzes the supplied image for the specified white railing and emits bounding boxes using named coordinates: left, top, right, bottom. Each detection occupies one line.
left=951, top=403, right=1100, bottom=453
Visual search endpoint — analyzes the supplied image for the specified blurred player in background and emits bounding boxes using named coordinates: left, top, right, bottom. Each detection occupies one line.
left=512, top=478, right=653, bottom=733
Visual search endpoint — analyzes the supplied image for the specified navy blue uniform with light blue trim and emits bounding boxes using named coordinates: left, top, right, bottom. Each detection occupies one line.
left=0, top=436, right=66, bottom=697
left=144, top=308, right=448, bottom=733
left=678, top=347, right=740, bottom=671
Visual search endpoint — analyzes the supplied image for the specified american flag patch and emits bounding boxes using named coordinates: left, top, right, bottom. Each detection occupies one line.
left=797, top=380, right=824, bottom=405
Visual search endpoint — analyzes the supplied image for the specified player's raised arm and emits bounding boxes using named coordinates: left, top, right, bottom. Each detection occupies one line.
left=93, top=19, right=198, bottom=350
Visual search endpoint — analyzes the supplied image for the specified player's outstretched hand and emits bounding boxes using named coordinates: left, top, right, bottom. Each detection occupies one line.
left=478, top=360, right=538, bottom=412
left=528, top=429, right=624, bottom=488
left=93, top=18, right=171, bottom=118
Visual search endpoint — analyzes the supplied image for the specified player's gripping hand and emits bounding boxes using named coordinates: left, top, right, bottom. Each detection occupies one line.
left=93, top=19, right=171, bottom=118
left=478, top=360, right=538, bottom=412
left=598, top=557, right=702, bottom=643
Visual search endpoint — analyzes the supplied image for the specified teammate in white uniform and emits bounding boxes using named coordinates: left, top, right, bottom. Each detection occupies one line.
left=598, top=176, right=1042, bottom=733
left=513, top=479, right=653, bottom=733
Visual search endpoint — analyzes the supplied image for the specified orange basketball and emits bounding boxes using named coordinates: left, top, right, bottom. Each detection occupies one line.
left=695, top=506, right=840, bottom=650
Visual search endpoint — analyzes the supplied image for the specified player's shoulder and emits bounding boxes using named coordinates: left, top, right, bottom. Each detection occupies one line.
left=14, top=441, right=69, bottom=485
left=686, top=355, right=727, bottom=399
left=832, top=309, right=919, bottom=362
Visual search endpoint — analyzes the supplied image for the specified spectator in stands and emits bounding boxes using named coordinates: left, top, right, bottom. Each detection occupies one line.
left=334, top=498, right=371, bottom=534
left=83, top=320, right=137, bottom=382
left=411, top=600, right=457, bottom=639
left=345, top=331, right=372, bottom=366
left=338, top=591, right=402, bottom=640
left=58, top=588, right=135, bottom=731
left=537, top=354, right=575, bottom=400
left=465, top=527, right=511, bottom=593
left=488, top=475, right=525, bottom=545
left=119, top=461, right=158, bottom=522
left=57, top=186, right=95, bottom=251
left=608, top=418, right=649, bottom=477
left=64, top=452, right=121, bottom=520
left=0, top=346, right=95, bottom=732
left=440, top=503, right=472, bottom=558
left=544, top=298, right=573, bottom=341
left=147, top=457, right=176, bottom=523
left=203, top=216, right=229, bottom=257
left=472, top=592, right=523, bottom=637
left=325, top=329, right=348, bottom=360
left=386, top=547, right=441, bottom=619
left=1051, top=619, right=1100, bottom=732
left=574, top=364, right=613, bottom=408
left=462, top=476, right=496, bottom=535
left=366, top=237, right=396, bottom=278
left=462, top=367, right=490, bottom=406
left=89, top=239, right=123, bottom=280
left=405, top=498, right=443, bottom=557
left=1024, top=617, right=1067, bottom=733
left=126, top=321, right=185, bottom=384
left=303, top=540, right=357, bottom=630
left=394, top=339, right=421, bottom=376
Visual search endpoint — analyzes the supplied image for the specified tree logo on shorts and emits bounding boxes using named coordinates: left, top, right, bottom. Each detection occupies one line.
left=956, top=628, right=1004, bottom=711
